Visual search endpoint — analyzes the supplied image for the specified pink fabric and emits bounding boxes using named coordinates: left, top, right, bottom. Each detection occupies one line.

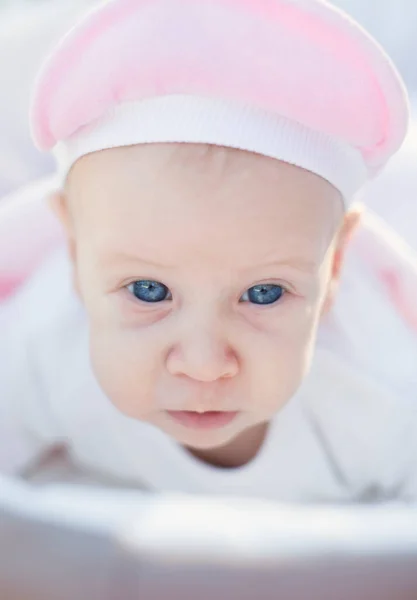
left=352, top=210, right=417, bottom=333
left=31, top=0, right=408, bottom=176
left=382, top=270, right=417, bottom=331
left=0, top=178, right=64, bottom=300
left=0, top=278, right=21, bottom=301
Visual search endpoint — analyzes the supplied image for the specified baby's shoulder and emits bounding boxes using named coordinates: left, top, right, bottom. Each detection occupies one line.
left=14, top=245, right=82, bottom=335
left=310, top=210, right=417, bottom=495
left=345, top=208, right=417, bottom=331
left=0, top=176, right=64, bottom=302
left=9, top=246, right=92, bottom=408
left=324, top=208, right=417, bottom=400
left=299, top=346, right=417, bottom=499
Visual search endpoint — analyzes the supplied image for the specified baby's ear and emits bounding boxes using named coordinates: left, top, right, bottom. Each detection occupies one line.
left=322, top=205, right=363, bottom=314
left=48, top=190, right=71, bottom=230
left=333, top=205, right=363, bottom=278
left=48, top=191, right=76, bottom=261
left=48, top=191, right=80, bottom=295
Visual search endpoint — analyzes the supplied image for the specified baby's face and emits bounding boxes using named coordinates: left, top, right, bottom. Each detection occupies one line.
left=64, top=144, right=344, bottom=451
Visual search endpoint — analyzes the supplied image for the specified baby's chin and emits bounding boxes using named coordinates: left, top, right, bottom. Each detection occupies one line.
left=170, top=418, right=271, bottom=470
left=176, top=428, right=240, bottom=453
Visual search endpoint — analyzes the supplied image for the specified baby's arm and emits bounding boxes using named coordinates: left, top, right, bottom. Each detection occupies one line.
left=0, top=177, right=67, bottom=475
left=356, top=211, right=417, bottom=501
left=0, top=293, right=55, bottom=476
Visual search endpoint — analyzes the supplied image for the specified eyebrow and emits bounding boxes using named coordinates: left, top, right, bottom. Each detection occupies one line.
left=95, top=252, right=174, bottom=271
left=96, top=252, right=318, bottom=274
left=257, top=258, right=319, bottom=274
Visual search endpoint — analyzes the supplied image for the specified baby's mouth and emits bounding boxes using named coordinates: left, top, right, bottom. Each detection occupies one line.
left=166, top=410, right=239, bottom=430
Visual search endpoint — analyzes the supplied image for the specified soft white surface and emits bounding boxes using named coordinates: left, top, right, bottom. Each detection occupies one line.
left=4, top=473, right=417, bottom=559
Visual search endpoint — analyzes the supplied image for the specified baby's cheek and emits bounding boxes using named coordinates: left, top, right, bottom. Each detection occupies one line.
left=276, top=338, right=314, bottom=401
left=254, top=308, right=319, bottom=413
left=89, top=323, right=161, bottom=419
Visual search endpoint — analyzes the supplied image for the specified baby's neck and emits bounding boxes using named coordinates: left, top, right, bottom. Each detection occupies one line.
left=186, top=422, right=270, bottom=469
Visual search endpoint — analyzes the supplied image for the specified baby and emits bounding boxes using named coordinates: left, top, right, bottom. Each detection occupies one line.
left=1, top=0, right=417, bottom=502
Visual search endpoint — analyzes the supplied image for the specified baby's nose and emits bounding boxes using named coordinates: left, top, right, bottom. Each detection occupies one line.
left=166, top=325, right=239, bottom=383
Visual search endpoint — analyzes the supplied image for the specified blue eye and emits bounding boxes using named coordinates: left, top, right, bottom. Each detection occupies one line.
left=242, top=284, right=285, bottom=306
left=128, top=281, right=171, bottom=303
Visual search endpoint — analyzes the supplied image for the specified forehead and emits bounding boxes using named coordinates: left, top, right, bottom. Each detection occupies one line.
left=67, top=143, right=343, bottom=261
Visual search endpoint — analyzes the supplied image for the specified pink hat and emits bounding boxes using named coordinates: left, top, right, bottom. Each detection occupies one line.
left=30, top=0, right=409, bottom=202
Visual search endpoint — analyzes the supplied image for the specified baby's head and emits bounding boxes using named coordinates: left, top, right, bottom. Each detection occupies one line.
left=54, top=142, right=353, bottom=451
left=30, top=0, right=408, bottom=458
